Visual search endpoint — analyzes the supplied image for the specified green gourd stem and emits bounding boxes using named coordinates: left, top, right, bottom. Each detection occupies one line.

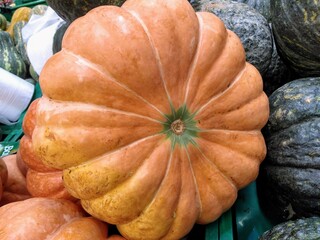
left=161, top=104, right=200, bottom=149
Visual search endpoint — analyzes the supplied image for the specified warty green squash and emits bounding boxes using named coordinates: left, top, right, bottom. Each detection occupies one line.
left=271, top=0, right=320, bottom=77
left=194, top=0, right=273, bottom=75
left=260, top=77, right=320, bottom=220
left=233, top=0, right=271, bottom=22
left=259, top=217, right=320, bottom=240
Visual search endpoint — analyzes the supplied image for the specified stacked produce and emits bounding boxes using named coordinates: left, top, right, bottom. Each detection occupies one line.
left=0, top=0, right=319, bottom=239
left=0, top=6, right=46, bottom=82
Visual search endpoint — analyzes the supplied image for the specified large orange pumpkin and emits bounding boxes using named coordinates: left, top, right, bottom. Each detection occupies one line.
left=20, top=99, right=74, bottom=200
left=32, top=0, right=269, bottom=239
left=0, top=197, right=108, bottom=239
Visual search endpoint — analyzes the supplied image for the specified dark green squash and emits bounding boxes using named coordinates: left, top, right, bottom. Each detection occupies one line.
left=46, top=0, right=126, bottom=23
left=259, top=77, right=320, bottom=220
left=13, top=21, right=30, bottom=66
left=13, top=20, right=27, bottom=45
left=52, top=22, right=70, bottom=54
left=0, top=30, right=27, bottom=78
left=188, top=0, right=201, bottom=10
left=233, top=0, right=271, bottom=22
left=259, top=217, right=320, bottom=240
left=195, top=0, right=273, bottom=75
left=29, top=64, right=39, bottom=82
left=262, top=24, right=295, bottom=96
left=271, top=0, right=320, bottom=77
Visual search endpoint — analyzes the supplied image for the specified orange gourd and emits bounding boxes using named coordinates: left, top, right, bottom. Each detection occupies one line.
left=0, top=154, right=31, bottom=206
left=0, top=197, right=108, bottom=239
left=6, top=7, right=32, bottom=37
left=20, top=99, right=74, bottom=200
left=0, top=158, right=8, bottom=201
left=32, top=0, right=269, bottom=239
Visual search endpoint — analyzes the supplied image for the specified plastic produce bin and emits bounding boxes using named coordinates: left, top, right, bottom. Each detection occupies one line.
left=0, top=83, right=41, bottom=156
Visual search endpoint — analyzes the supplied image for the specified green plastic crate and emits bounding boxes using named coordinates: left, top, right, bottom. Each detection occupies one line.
left=0, top=113, right=24, bottom=157
left=235, top=182, right=275, bottom=240
left=0, top=83, right=42, bottom=157
left=205, top=209, right=234, bottom=240
left=205, top=181, right=278, bottom=240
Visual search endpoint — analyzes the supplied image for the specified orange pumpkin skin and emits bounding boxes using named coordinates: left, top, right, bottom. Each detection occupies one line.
left=16, top=150, right=28, bottom=177
left=0, top=158, right=8, bottom=201
left=20, top=99, right=74, bottom=200
left=0, top=197, right=108, bottom=240
left=0, top=154, right=31, bottom=206
left=33, top=0, right=269, bottom=239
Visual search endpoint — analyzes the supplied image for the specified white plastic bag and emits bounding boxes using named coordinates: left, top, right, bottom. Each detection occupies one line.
left=0, top=67, right=35, bottom=125
left=22, top=7, right=65, bottom=76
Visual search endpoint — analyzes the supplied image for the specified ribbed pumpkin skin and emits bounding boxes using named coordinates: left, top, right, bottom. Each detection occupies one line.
left=46, top=0, right=126, bottom=23
left=196, top=0, right=273, bottom=75
left=0, top=198, right=108, bottom=239
left=20, top=99, right=74, bottom=200
left=261, top=78, right=320, bottom=220
left=33, top=0, right=269, bottom=239
left=271, top=0, right=320, bottom=77
left=259, top=217, right=320, bottom=240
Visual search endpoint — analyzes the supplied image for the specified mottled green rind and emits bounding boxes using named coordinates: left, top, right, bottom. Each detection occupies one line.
left=13, top=21, right=27, bottom=45
left=29, top=64, right=39, bottom=82
left=0, top=30, right=27, bottom=79
left=197, top=0, right=273, bottom=74
left=267, top=78, right=320, bottom=132
left=13, top=21, right=30, bottom=67
left=259, top=217, right=320, bottom=240
left=233, top=0, right=271, bottom=22
left=271, top=0, right=320, bottom=77
left=46, top=0, right=126, bottom=23
left=260, top=78, right=320, bottom=219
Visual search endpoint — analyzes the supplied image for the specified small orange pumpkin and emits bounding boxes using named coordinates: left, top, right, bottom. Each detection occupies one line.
left=0, top=154, right=31, bottom=206
left=20, top=99, right=74, bottom=200
left=0, top=197, right=108, bottom=239
left=0, top=157, right=8, bottom=201
left=33, top=0, right=269, bottom=239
